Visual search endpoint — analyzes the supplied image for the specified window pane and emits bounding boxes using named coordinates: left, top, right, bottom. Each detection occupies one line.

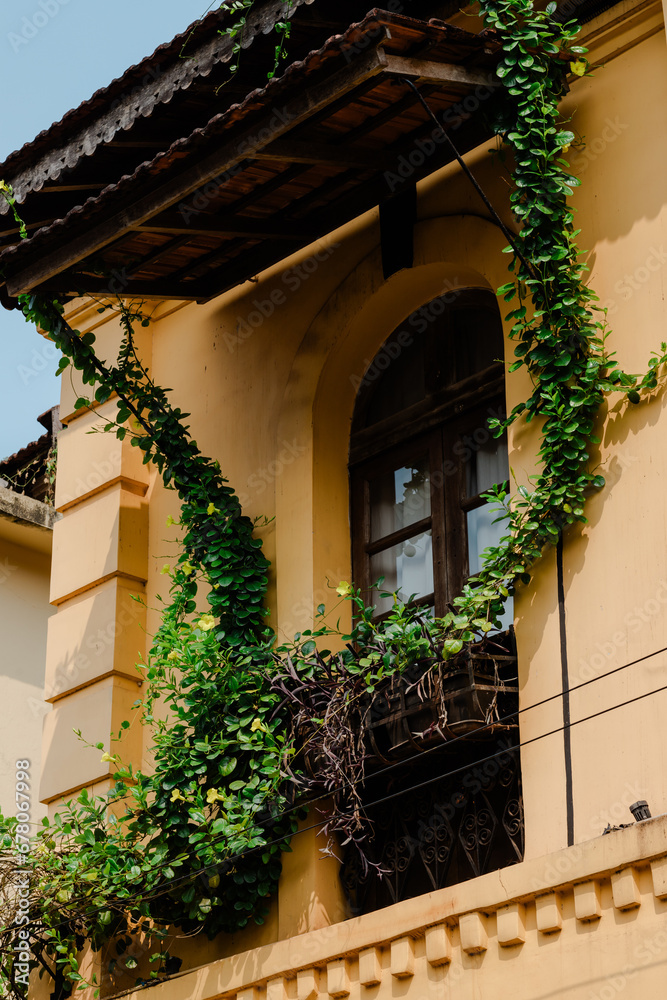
left=369, top=530, right=433, bottom=615
left=466, top=505, right=513, bottom=631
left=465, top=432, right=509, bottom=499
left=369, top=460, right=431, bottom=542
left=450, top=304, right=504, bottom=381
left=365, top=328, right=426, bottom=426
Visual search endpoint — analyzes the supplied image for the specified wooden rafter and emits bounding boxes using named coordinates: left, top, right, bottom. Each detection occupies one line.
left=133, top=213, right=319, bottom=240
left=2, top=6, right=509, bottom=307
left=382, top=54, right=498, bottom=89
left=6, top=45, right=392, bottom=297
left=35, top=106, right=496, bottom=303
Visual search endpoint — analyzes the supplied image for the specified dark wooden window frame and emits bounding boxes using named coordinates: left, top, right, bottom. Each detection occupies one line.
left=349, top=289, right=508, bottom=617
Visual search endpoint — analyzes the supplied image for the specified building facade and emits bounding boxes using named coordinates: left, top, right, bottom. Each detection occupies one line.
left=0, top=415, right=59, bottom=833
left=1, top=0, right=667, bottom=997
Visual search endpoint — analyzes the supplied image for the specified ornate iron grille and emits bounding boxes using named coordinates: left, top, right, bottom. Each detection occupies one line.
left=340, top=735, right=524, bottom=915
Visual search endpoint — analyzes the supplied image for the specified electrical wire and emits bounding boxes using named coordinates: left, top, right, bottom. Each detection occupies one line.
left=10, top=641, right=667, bottom=942
left=21, top=635, right=667, bottom=907
left=401, top=79, right=540, bottom=282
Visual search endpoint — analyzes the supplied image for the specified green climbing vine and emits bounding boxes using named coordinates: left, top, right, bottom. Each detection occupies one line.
left=1, top=0, right=666, bottom=997
left=183, top=0, right=294, bottom=81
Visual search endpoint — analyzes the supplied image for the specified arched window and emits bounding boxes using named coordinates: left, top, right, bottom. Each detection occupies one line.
left=342, top=288, right=523, bottom=915
left=350, top=288, right=510, bottom=620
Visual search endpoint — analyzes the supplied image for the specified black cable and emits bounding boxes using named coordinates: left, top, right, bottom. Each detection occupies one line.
left=12, top=644, right=667, bottom=941
left=320, top=640, right=667, bottom=792
left=401, top=79, right=539, bottom=282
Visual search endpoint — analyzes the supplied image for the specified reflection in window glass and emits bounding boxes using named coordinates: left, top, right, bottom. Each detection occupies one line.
left=467, top=505, right=513, bottom=631
left=451, top=306, right=504, bottom=381
left=370, top=530, right=433, bottom=615
left=465, top=433, right=509, bottom=498
left=370, top=460, right=431, bottom=541
left=365, top=330, right=426, bottom=426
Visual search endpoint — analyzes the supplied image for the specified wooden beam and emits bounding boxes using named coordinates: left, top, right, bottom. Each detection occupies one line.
left=33, top=275, right=204, bottom=301
left=0, top=217, right=59, bottom=239
left=126, top=234, right=194, bottom=277
left=174, top=167, right=360, bottom=284
left=133, top=212, right=318, bottom=241
left=36, top=183, right=109, bottom=193
left=32, top=103, right=499, bottom=304
left=252, top=139, right=395, bottom=171
left=340, top=82, right=441, bottom=145
left=218, top=164, right=308, bottom=218
left=104, top=140, right=176, bottom=149
left=381, top=54, right=498, bottom=90
left=193, top=111, right=495, bottom=302
left=278, top=74, right=384, bottom=143
left=6, top=44, right=390, bottom=296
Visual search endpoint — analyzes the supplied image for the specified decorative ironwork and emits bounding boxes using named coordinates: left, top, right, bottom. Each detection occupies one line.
left=341, top=736, right=524, bottom=915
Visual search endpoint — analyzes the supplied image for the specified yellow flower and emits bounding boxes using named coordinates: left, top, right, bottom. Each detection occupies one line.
left=181, top=561, right=195, bottom=576
left=166, top=515, right=176, bottom=526
left=207, top=503, right=217, bottom=515
left=198, top=614, right=217, bottom=632
left=561, top=144, right=570, bottom=154
left=206, top=788, right=224, bottom=805
left=161, top=564, right=171, bottom=575
left=336, top=581, right=351, bottom=597
left=170, top=789, right=186, bottom=803
left=250, top=718, right=265, bottom=733
left=167, top=650, right=180, bottom=662
left=100, top=752, right=119, bottom=764
left=570, top=60, right=587, bottom=76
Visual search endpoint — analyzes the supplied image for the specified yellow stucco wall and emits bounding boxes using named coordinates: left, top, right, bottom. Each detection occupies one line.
left=35, top=1, right=667, bottom=995
left=0, top=513, right=53, bottom=827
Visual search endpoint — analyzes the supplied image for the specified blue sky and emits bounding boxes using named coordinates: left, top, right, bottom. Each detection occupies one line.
left=0, top=0, right=215, bottom=458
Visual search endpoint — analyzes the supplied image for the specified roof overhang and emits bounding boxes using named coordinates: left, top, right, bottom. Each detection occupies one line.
left=0, top=10, right=521, bottom=304
left=0, top=488, right=57, bottom=556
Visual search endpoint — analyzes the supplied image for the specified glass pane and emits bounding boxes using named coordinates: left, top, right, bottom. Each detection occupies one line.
left=466, top=505, right=513, bottom=632
left=365, top=327, right=426, bottom=426
left=465, top=432, right=509, bottom=499
left=370, top=530, right=433, bottom=616
left=451, top=304, right=504, bottom=381
left=370, top=460, right=431, bottom=542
